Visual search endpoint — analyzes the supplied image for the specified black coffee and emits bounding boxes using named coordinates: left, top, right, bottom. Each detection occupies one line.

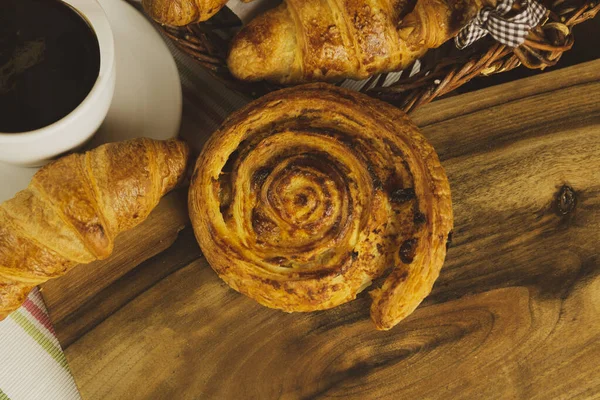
left=0, top=0, right=101, bottom=133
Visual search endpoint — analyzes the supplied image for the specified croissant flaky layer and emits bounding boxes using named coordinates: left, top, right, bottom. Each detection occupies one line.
left=0, top=138, right=189, bottom=320
left=228, top=0, right=489, bottom=84
left=189, top=83, right=453, bottom=330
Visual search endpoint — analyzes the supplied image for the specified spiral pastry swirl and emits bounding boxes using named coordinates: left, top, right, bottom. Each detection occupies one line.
left=189, top=84, right=453, bottom=330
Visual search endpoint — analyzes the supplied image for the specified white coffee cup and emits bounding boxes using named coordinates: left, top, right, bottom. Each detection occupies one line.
left=0, top=0, right=115, bottom=167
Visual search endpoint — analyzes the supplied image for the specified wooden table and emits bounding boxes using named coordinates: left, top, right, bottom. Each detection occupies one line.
left=42, top=59, right=600, bottom=399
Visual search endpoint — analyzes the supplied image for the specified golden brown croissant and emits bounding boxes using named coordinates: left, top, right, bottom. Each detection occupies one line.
left=143, top=0, right=229, bottom=25
left=228, top=0, right=491, bottom=84
left=189, top=83, right=453, bottom=330
left=0, top=138, right=189, bottom=320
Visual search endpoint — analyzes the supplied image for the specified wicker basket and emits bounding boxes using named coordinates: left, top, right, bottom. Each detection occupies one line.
left=153, top=0, right=599, bottom=113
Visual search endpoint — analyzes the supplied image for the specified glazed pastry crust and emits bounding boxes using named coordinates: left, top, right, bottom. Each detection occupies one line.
left=228, top=0, right=491, bottom=84
left=0, top=138, right=189, bottom=320
left=189, top=83, right=453, bottom=330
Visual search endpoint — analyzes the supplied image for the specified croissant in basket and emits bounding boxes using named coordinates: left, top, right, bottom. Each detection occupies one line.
left=189, top=83, right=453, bottom=330
left=0, top=138, right=189, bottom=319
left=143, top=0, right=230, bottom=25
left=227, top=0, right=490, bottom=84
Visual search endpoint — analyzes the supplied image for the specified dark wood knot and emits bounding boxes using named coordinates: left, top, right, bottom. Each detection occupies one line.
left=555, top=185, right=577, bottom=216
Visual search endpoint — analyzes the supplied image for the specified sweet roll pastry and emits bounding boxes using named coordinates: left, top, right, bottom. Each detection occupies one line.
left=189, top=83, right=453, bottom=330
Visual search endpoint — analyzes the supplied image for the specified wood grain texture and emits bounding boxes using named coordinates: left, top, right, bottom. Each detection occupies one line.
left=42, top=59, right=600, bottom=399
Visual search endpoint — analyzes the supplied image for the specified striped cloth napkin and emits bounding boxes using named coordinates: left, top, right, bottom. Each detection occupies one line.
left=0, top=289, right=79, bottom=400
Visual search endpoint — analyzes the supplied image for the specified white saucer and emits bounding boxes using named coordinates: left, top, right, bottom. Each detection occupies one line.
left=0, top=0, right=182, bottom=202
